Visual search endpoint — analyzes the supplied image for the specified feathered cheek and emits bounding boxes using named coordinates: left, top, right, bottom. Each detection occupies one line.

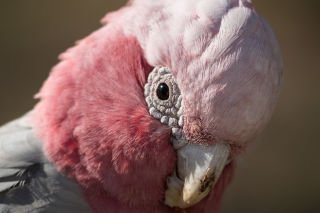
left=77, top=108, right=176, bottom=205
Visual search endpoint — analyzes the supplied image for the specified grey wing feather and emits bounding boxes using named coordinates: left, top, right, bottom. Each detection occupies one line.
left=0, top=112, right=43, bottom=192
left=0, top=112, right=92, bottom=213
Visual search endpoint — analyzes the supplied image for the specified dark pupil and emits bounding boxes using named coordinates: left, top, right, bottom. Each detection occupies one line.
left=156, top=83, right=170, bottom=100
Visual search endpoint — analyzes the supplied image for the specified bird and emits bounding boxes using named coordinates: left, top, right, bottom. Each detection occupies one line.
left=0, top=0, right=282, bottom=212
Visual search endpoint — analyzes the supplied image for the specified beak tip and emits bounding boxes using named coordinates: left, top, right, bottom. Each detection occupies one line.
left=182, top=187, right=210, bottom=207
left=182, top=187, right=197, bottom=203
left=164, top=143, right=230, bottom=209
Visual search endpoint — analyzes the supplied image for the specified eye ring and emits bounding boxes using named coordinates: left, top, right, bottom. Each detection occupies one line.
left=144, top=66, right=183, bottom=130
left=144, top=66, right=186, bottom=149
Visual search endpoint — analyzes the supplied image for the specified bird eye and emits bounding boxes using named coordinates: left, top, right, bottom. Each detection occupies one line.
left=156, top=83, right=170, bottom=100
left=144, top=66, right=184, bottom=134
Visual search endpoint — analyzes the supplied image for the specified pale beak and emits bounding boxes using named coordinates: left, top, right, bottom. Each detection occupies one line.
left=165, top=142, right=230, bottom=208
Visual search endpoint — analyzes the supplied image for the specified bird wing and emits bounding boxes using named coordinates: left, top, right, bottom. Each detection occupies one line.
left=0, top=112, right=43, bottom=193
left=0, top=112, right=91, bottom=213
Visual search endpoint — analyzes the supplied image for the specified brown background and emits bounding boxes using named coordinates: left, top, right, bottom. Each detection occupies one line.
left=0, top=1, right=319, bottom=212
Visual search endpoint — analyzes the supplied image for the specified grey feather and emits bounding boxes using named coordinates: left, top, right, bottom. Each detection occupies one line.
left=0, top=112, right=92, bottom=213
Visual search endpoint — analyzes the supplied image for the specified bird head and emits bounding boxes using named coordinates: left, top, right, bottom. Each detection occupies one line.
left=34, top=0, right=282, bottom=212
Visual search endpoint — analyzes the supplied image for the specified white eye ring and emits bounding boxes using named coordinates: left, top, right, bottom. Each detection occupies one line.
left=144, top=67, right=184, bottom=140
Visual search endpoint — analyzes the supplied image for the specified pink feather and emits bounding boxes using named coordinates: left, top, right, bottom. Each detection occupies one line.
left=33, top=0, right=282, bottom=212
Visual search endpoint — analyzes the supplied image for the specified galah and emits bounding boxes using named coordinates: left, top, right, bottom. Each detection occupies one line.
left=0, top=0, right=282, bottom=212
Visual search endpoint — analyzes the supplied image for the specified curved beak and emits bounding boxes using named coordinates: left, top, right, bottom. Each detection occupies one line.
left=165, top=142, right=230, bottom=208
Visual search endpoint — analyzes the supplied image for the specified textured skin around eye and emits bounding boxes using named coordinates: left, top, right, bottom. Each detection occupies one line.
left=144, top=67, right=181, bottom=124
left=144, top=67, right=186, bottom=148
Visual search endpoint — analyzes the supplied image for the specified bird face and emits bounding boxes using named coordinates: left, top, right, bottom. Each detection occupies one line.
left=144, top=66, right=230, bottom=208
left=34, top=0, right=282, bottom=212
left=141, top=2, right=283, bottom=208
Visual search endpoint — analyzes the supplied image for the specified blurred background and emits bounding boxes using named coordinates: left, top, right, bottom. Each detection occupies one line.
left=0, top=1, right=319, bottom=212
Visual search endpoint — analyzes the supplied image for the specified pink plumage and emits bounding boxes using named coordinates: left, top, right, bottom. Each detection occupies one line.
left=32, top=0, right=282, bottom=212
left=35, top=31, right=177, bottom=212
